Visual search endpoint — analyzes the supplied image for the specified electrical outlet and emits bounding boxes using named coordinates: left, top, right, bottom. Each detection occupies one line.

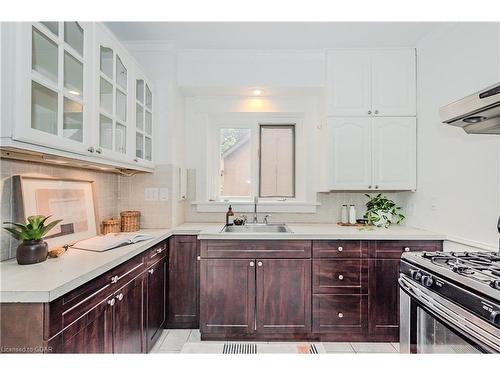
left=159, top=188, right=169, bottom=201
left=145, top=187, right=159, bottom=201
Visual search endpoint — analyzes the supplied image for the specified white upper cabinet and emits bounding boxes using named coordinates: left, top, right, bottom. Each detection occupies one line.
left=371, top=50, right=416, bottom=116
left=326, top=50, right=371, bottom=116
left=326, top=49, right=416, bottom=117
left=372, top=117, right=416, bottom=190
left=328, top=117, right=372, bottom=190
left=328, top=117, right=416, bottom=191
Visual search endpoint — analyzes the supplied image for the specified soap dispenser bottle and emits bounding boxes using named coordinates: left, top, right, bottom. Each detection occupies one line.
left=226, top=205, right=235, bottom=226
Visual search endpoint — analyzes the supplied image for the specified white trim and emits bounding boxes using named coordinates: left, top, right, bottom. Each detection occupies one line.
left=193, top=200, right=320, bottom=213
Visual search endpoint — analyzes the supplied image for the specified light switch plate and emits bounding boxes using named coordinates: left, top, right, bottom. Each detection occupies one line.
left=145, top=187, right=159, bottom=201
left=159, top=187, right=169, bottom=201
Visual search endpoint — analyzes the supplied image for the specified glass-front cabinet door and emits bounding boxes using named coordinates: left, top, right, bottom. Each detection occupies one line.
left=134, top=74, right=153, bottom=166
left=94, top=25, right=132, bottom=162
left=14, top=22, right=91, bottom=154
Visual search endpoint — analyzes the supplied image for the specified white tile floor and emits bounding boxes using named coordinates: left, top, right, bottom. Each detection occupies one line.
left=150, top=330, right=400, bottom=354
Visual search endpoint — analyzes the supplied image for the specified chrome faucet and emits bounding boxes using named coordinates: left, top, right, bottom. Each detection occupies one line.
left=253, top=196, right=258, bottom=223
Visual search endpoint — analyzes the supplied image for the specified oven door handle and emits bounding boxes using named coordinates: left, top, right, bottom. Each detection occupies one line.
left=399, top=275, right=500, bottom=352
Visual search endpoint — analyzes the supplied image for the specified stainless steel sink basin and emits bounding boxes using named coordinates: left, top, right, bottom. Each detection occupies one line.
left=221, top=224, right=292, bottom=233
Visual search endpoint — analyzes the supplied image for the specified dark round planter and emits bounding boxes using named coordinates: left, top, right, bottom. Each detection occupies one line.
left=16, top=240, right=48, bottom=265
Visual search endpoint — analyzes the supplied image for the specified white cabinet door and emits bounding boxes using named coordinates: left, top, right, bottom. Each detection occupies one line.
left=371, top=49, right=416, bottom=116
left=326, top=50, right=371, bottom=116
left=328, top=117, right=373, bottom=190
left=372, top=117, right=416, bottom=190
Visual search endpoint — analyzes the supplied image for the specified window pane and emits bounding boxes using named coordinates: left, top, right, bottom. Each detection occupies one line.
left=259, top=125, right=295, bottom=197
left=32, top=27, right=58, bottom=83
left=41, top=22, right=58, bottom=36
left=219, top=128, right=251, bottom=197
left=99, top=77, right=113, bottom=114
left=116, top=89, right=127, bottom=122
left=64, top=52, right=83, bottom=96
left=99, top=115, right=113, bottom=150
left=136, top=132, right=144, bottom=159
left=100, top=46, right=113, bottom=78
left=31, top=81, right=58, bottom=135
left=145, top=137, right=152, bottom=161
left=115, top=123, right=126, bottom=154
left=136, top=80, right=144, bottom=103
left=145, top=84, right=152, bottom=109
left=63, top=97, right=83, bottom=142
left=116, top=55, right=127, bottom=90
left=136, top=104, right=143, bottom=130
left=64, top=22, right=84, bottom=56
left=145, top=111, right=152, bottom=135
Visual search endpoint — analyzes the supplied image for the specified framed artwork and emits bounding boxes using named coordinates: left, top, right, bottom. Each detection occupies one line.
left=13, top=176, right=100, bottom=247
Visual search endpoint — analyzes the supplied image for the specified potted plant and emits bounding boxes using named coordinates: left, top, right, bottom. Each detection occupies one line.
left=364, top=193, right=405, bottom=228
left=3, top=215, right=62, bottom=265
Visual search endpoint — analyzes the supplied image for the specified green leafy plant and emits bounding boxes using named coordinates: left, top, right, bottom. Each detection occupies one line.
left=364, top=193, right=405, bottom=228
left=3, top=215, right=62, bottom=241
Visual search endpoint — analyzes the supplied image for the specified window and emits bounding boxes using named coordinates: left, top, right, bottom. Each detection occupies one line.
left=217, top=123, right=295, bottom=200
left=259, top=125, right=295, bottom=197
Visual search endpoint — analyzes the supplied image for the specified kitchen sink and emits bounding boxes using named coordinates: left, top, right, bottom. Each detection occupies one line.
left=221, top=223, right=292, bottom=233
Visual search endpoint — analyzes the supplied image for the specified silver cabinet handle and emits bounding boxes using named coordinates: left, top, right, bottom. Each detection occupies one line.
left=116, top=293, right=124, bottom=301
left=337, top=246, right=343, bottom=252
left=338, top=274, right=344, bottom=280
left=249, top=261, right=255, bottom=267
left=197, top=256, right=201, bottom=261
left=404, top=247, right=411, bottom=252
left=88, top=146, right=95, bottom=153
left=257, top=261, right=263, bottom=267
left=374, top=110, right=379, bottom=115
left=148, top=269, right=154, bottom=275
left=338, top=312, right=344, bottom=318
left=107, top=298, right=115, bottom=306
left=110, top=276, right=119, bottom=284
left=368, top=110, right=372, bottom=115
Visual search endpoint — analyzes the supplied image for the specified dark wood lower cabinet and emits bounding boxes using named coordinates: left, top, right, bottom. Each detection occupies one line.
left=145, top=258, right=167, bottom=352
left=168, top=235, right=200, bottom=328
left=312, top=294, right=367, bottom=335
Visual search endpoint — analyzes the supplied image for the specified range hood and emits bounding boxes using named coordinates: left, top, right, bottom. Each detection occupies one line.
left=439, top=83, right=500, bottom=134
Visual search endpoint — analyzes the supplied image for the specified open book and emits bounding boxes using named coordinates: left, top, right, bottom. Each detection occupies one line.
left=72, top=232, right=155, bottom=252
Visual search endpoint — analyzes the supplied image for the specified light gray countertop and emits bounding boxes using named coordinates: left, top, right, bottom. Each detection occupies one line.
left=0, top=223, right=444, bottom=303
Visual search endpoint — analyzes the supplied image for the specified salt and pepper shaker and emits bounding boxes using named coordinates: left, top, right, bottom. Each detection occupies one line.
left=349, top=205, right=357, bottom=224
left=341, top=205, right=348, bottom=224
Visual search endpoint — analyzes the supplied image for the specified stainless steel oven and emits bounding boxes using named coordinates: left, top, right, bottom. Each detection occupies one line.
left=399, top=275, right=500, bottom=353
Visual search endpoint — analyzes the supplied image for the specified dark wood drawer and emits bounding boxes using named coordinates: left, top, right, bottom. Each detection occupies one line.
left=145, top=240, right=168, bottom=266
left=312, top=240, right=367, bottom=258
left=312, top=294, right=367, bottom=333
left=200, top=240, right=312, bottom=259
left=313, top=259, right=367, bottom=294
left=370, top=240, right=443, bottom=259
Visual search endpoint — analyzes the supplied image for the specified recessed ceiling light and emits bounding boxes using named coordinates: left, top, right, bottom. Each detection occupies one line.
left=69, top=90, right=80, bottom=96
left=252, top=89, right=263, bottom=96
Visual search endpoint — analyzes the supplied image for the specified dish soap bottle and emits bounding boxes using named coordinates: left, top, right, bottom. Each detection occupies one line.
left=226, top=205, right=235, bottom=226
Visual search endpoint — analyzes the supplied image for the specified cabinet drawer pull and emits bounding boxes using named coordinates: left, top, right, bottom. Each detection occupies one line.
left=107, top=298, right=115, bottom=306
left=337, top=246, right=343, bottom=252
left=338, top=312, right=344, bottom=318
left=148, top=269, right=154, bottom=275
left=156, top=248, right=163, bottom=254
left=404, top=247, right=411, bottom=252
left=197, top=256, right=201, bottom=261
left=249, top=261, right=255, bottom=267
left=110, top=276, right=119, bottom=284
left=338, top=274, right=344, bottom=280
left=116, top=293, right=124, bottom=301
left=257, top=261, right=263, bottom=267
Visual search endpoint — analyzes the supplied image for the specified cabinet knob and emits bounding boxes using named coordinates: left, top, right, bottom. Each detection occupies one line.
left=249, top=261, right=255, bottom=267
left=337, top=246, right=343, bottom=252
left=88, top=146, right=95, bottom=153
left=197, top=256, right=201, bottom=261
left=404, top=247, right=411, bottom=252
left=368, top=110, right=372, bottom=115
left=110, top=275, right=119, bottom=284
left=257, top=261, right=263, bottom=267
left=338, top=274, right=344, bottom=280
left=107, top=298, right=115, bottom=306
left=338, top=312, right=344, bottom=318
left=116, top=293, right=124, bottom=301
left=156, top=248, right=163, bottom=254
left=148, top=269, right=154, bottom=275
left=374, top=110, right=379, bottom=115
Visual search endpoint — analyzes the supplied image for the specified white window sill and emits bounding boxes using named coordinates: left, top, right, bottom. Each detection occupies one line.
left=192, top=200, right=321, bottom=213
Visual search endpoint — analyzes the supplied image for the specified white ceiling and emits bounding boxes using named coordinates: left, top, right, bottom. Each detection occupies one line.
left=105, top=22, right=447, bottom=49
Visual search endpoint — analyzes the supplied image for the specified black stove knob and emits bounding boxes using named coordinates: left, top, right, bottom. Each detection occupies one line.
left=410, top=269, right=422, bottom=281
left=421, top=275, right=434, bottom=287
left=490, top=311, right=500, bottom=326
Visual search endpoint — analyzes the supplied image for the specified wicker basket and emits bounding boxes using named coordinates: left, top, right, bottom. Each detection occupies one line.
left=120, top=211, right=141, bottom=232
left=102, top=218, right=121, bottom=234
